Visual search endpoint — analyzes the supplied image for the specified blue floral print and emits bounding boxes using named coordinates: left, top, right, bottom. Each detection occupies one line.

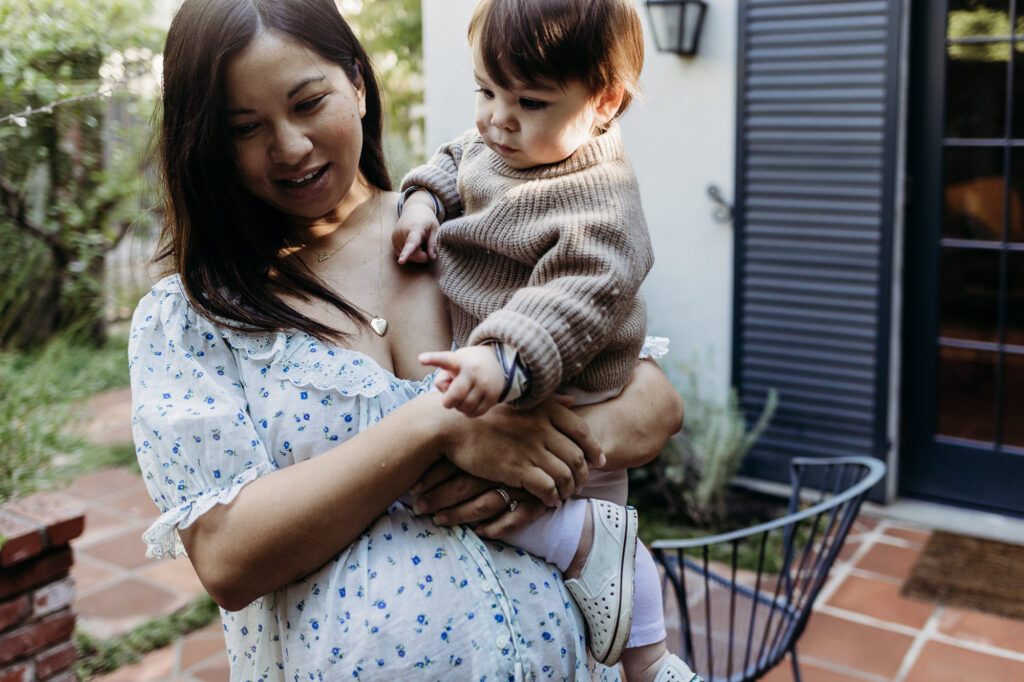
left=130, top=276, right=620, bottom=682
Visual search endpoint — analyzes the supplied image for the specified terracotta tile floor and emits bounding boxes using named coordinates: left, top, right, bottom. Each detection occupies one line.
left=64, top=389, right=1024, bottom=681
left=756, top=516, right=1024, bottom=682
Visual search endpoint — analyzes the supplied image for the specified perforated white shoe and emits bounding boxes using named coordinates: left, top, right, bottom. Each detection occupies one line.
left=564, top=498, right=638, bottom=665
left=653, top=653, right=702, bottom=682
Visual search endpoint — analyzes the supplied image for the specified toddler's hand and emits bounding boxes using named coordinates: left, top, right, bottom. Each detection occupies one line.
left=393, top=202, right=440, bottom=264
left=419, top=346, right=506, bottom=417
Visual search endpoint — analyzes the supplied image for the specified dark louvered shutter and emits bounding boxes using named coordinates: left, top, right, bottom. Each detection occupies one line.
left=733, top=0, right=901, bottom=494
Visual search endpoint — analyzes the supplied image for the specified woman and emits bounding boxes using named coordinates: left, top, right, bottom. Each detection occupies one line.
left=131, top=0, right=683, bottom=679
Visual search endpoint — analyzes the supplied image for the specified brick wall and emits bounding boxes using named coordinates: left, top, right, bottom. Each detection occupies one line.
left=0, top=495, right=84, bottom=682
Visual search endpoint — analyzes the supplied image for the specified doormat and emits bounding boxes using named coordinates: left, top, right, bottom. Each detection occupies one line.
left=901, top=530, right=1024, bottom=621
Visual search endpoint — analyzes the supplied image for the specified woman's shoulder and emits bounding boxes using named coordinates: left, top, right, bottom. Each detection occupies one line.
left=131, top=274, right=270, bottom=346
left=143, top=272, right=185, bottom=299
left=131, top=274, right=218, bottom=339
left=129, top=274, right=258, bottom=361
left=131, top=274, right=191, bottom=333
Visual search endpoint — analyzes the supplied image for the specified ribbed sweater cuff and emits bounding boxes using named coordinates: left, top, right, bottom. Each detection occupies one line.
left=400, top=166, right=463, bottom=218
left=468, top=310, right=561, bottom=409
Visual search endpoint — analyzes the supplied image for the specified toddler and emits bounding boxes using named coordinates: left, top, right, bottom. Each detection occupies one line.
left=395, top=2, right=700, bottom=681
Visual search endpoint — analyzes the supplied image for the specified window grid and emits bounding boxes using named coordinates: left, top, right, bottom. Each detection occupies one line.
left=939, top=0, right=1020, bottom=448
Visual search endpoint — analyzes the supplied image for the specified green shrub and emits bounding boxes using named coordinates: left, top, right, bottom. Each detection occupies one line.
left=630, top=360, right=778, bottom=527
left=0, top=332, right=129, bottom=500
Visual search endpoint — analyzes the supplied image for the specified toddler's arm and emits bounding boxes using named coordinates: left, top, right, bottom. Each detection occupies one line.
left=394, top=131, right=472, bottom=263
left=419, top=345, right=506, bottom=417
left=393, top=189, right=441, bottom=263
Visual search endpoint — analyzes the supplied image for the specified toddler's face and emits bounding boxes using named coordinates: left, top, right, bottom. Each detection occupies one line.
left=471, top=39, right=613, bottom=169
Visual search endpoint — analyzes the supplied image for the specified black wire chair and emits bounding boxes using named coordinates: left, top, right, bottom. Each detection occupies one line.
left=651, top=456, right=885, bottom=682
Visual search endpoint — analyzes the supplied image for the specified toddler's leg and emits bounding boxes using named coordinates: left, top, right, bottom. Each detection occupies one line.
left=498, top=497, right=605, bottom=580
left=499, top=498, right=587, bottom=572
left=620, top=543, right=702, bottom=682
left=626, top=542, right=667, bottom=647
left=505, top=497, right=638, bottom=665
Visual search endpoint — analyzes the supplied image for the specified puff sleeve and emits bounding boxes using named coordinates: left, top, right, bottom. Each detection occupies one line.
left=128, top=281, right=275, bottom=558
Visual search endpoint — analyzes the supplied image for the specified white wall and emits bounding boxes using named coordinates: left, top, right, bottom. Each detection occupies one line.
left=422, top=0, right=738, bottom=397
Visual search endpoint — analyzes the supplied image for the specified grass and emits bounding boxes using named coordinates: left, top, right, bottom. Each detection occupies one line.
left=0, top=333, right=133, bottom=501
left=74, top=594, right=221, bottom=680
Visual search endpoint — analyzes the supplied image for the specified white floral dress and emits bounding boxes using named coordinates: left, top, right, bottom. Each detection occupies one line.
left=129, top=275, right=621, bottom=682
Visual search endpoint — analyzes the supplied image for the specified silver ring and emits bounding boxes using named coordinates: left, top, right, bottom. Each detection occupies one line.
left=494, top=487, right=518, bottom=512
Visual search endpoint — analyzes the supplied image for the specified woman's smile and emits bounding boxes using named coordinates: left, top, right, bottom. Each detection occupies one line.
left=275, top=163, right=331, bottom=199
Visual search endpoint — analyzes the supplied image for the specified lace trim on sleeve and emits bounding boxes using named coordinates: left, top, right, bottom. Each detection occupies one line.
left=141, top=462, right=275, bottom=559
left=639, top=336, right=670, bottom=360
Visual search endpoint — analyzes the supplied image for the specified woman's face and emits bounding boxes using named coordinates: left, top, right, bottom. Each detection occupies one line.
left=225, top=30, right=367, bottom=222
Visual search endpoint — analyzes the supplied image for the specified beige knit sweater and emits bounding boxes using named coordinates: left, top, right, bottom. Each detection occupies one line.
left=402, top=123, right=653, bottom=408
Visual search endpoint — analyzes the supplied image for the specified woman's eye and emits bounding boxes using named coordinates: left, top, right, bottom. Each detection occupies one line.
left=475, top=87, right=494, bottom=99
left=297, top=95, right=325, bottom=112
left=519, top=98, right=547, bottom=111
left=230, top=123, right=260, bottom=137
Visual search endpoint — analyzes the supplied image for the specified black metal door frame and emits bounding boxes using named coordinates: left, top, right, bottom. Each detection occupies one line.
left=901, top=0, right=1024, bottom=516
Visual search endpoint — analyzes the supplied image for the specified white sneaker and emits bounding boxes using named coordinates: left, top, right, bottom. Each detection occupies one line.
left=653, top=653, right=702, bottom=682
left=564, top=498, right=638, bottom=665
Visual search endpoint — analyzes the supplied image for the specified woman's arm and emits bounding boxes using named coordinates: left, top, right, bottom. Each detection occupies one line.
left=180, top=390, right=600, bottom=610
left=578, top=358, right=683, bottom=470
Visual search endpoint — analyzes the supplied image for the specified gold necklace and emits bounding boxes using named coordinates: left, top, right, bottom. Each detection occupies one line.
left=328, top=191, right=387, bottom=337
left=367, top=195, right=387, bottom=336
left=311, top=198, right=373, bottom=263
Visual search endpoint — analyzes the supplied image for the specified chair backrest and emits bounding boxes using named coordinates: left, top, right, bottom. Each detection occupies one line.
left=652, top=456, right=885, bottom=682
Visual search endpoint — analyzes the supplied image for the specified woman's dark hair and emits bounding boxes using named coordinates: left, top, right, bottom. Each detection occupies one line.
left=468, top=0, right=644, bottom=122
left=157, top=0, right=391, bottom=341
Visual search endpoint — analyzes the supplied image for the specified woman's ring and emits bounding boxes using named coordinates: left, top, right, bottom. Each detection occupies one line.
left=494, top=487, right=518, bottom=512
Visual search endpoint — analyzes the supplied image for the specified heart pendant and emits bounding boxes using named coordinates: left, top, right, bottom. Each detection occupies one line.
left=370, top=317, right=388, bottom=337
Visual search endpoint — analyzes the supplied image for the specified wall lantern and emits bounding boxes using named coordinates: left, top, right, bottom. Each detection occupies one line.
left=645, top=0, right=708, bottom=57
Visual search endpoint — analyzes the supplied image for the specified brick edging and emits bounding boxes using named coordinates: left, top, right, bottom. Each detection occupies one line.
left=0, top=493, right=85, bottom=681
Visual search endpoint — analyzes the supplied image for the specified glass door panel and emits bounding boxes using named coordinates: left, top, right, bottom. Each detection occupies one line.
left=1004, top=353, right=1024, bottom=447
left=944, top=147, right=1005, bottom=240
left=937, top=346, right=999, bottom=442
left=947, top=1, right=1011, bottom=39
left=902, top=0, right=1024, bottom=515
left=1007, top=250, right=1024, bottom=343
left=940, top=248, right=1002, bottom=341
left=945, top=41, right=1008, bottom=138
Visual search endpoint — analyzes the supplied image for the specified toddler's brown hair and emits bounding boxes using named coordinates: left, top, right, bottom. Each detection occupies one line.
left=468, top=0, right=644, bottom=122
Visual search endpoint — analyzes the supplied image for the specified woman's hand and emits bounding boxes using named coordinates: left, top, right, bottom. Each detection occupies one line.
left=410, top=465, right=547, bottom=539
left=409, top=461, right=546, bottom=537
left=438, top=396, right=604, bottom=506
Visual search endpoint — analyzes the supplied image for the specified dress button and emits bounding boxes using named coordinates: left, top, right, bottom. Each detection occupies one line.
left=496, top=634, right=507, bottom=648
left=481, top=581, right=492, bottom=592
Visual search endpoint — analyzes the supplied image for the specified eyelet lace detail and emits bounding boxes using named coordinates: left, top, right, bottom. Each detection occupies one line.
left=153, top=275, right=402, bottom=398
left=221, top=329, right=400, bottom=398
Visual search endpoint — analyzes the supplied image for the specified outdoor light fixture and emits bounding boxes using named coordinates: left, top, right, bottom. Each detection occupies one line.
left=645, top=0, right=708, bottom=57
